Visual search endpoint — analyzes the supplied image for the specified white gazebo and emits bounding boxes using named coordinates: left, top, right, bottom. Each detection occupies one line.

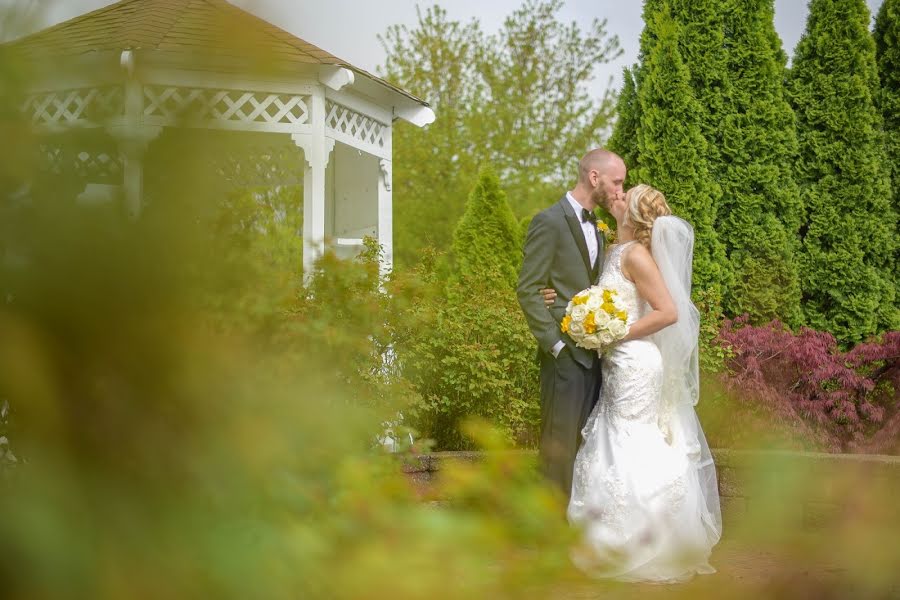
left=7, top=0, right=433, bottom=274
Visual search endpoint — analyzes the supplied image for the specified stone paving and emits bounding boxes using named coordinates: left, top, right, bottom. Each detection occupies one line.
left=543, top=535, right=900, bottom=599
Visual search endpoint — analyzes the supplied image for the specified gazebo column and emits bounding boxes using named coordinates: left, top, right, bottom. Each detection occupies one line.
left=292, top=92, right=334, bottom=276
left=378, top=158, right=393, bottom=275
left=107, top=61, right=161, bottom=219
left=112, top=127, right=160, bottom=218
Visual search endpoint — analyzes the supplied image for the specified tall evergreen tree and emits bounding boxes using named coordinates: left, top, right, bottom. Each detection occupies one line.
left=450, top=166, right=522, bottom=290
left=788, top=0, right=898, bottom=342
left=875, top=0, right=900, bottom=215
left=715, top=0, right=803, bottom=325
left=607, top=66, right=641, bottom=186
left=667, top=0, right=730, bottom=171
left=632, top=5, right=728, bottom=295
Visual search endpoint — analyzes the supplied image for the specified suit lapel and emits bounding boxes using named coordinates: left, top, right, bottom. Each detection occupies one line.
left=593, top=226, right=604, bottom=283
left=559, top=197, right=592, bottom=278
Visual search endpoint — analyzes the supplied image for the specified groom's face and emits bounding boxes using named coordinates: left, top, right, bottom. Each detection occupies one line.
left=591, top=160, right=626, bottom=209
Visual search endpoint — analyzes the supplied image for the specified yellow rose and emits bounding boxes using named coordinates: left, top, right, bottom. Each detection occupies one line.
left=583, top=312, right=597, bottom=334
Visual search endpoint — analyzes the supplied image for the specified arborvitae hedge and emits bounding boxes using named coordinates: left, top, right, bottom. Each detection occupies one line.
left=607, top=66, right=641, bottom=187
left=875, top=0, right=900, bottom=216
left=715, top=0, right=803, bottom=325
left=788, top=0, right=898, bottom=342
left=632, top=5, right=728, bottom=296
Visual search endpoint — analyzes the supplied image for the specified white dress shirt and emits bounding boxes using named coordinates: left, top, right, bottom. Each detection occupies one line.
left=552, top=193, right=599, bottom=358
left=566, top=192, right=599, bottom=268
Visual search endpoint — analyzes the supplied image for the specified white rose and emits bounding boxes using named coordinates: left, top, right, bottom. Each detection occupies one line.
left=599, top=331, right=615, bottom=347
left=608, top=319, right=627, bottom=339
left=568, top=320, right=585, bottom=337
left=570, top=304, right=590, bottom=322
left=594, top=309, right=611, bottom=327
left=585, top=294, right=602, bottom=311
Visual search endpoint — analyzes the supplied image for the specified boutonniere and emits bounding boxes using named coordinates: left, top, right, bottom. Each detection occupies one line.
left=597, top=221, right=617, bottom=244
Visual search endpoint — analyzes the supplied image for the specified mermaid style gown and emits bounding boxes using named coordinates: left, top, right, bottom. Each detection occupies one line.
left=567, top=241, right=722, bottom=583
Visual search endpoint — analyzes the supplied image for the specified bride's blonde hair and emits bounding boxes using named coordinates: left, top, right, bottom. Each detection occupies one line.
left=625, top=184, right=672, bottom=249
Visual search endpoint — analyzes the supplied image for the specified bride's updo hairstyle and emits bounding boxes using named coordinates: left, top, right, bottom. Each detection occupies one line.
left=625, top=184, right=672, bottom=250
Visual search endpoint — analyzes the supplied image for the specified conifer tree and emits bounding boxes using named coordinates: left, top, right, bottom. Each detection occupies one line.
left=788, top=0, right=898, bottom=342
left=450, top=166, right=522, bottom=290
left=607, top=66, right=641, bottom=186
left=715, top=0, right=803, bottom=325
left=632, top=6, right=728, bottom=296
left=667, top=0, right=730, bottom=170
left=875, top=0, right=900, bottom=215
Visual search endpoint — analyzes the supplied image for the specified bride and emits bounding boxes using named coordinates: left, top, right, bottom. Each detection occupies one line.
left=546, top=184, right=722, bottom=582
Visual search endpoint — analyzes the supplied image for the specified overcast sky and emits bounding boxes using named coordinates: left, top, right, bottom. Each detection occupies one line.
left=4, top=0, right=886, bottom=99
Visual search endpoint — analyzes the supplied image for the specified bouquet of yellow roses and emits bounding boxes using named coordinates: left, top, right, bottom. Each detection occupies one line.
left=561, top=286, right=629, bottom=353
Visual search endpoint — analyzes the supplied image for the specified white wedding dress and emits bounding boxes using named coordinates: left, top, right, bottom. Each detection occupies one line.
left=567, top=238, right=722, bottom=583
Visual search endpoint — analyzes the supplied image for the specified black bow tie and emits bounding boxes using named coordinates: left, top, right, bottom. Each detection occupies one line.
left=581, top=208, right=597, bottom=224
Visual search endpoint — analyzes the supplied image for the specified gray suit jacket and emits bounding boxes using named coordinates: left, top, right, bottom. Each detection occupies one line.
left=517, top=196, right=604, bottom=370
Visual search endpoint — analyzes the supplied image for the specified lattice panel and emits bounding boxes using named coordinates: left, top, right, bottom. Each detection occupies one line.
left=37, top=143, right=123, bottom=184
left=143, top=86, right=311, bottom=126
left=23, top=87, right=124, bottom=126
left=214, top=143, right=306, bottom=188
left=325, top=100, right=387, bottom=149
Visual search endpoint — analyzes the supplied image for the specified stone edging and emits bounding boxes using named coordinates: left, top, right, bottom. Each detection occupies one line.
left=402, top=449, right=900, bottom=528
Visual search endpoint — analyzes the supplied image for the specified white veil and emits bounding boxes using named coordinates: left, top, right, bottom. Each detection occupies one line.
left=650, top=216, right=722, bottom=542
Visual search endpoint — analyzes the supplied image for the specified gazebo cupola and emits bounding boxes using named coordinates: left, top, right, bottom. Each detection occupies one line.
left=7, top=0, right=433, bottom=274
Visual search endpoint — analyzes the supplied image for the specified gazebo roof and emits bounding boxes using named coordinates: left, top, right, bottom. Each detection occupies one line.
left=7, top=0, right=427, bottom=106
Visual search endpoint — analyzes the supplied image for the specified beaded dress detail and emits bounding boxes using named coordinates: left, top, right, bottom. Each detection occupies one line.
left=567, top=241, right=719, bottom=583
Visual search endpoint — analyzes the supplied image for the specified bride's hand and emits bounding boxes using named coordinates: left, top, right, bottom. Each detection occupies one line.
left=540, top=288, right=557, bottom=307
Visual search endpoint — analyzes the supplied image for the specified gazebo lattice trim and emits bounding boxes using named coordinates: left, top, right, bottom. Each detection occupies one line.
left=24, top=86, right=125, bottom=127
left=143, top=86, right=312, bottom=128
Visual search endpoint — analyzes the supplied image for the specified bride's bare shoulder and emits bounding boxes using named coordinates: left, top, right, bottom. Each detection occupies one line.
left=620, top=242, right=657, bottom=280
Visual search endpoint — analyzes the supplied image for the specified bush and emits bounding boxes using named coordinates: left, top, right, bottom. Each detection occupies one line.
left=715, top=318, right=900, bottom=452
left=399, top=167, right=541, bottom=449
left=400, top=275, right=541, bottom=450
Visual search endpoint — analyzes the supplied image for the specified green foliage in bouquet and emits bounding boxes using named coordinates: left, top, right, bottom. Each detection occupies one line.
left=788, top=0, right=898, bottom=343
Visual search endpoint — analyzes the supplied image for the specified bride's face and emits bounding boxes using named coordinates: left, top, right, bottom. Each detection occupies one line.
left=609, top=189, right=629, bottom=224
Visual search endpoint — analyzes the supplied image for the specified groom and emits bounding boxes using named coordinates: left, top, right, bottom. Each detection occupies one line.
left=517, top=149, right=626, bottom=498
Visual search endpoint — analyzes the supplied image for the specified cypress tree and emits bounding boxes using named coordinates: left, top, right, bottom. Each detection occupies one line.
left=450, top=166, right=522, bottom=290
left=667, top=0, right=730, bottom=170
left=875, top=0, right=900, bottom=215
left=715, top=0, right=803, bottom=325
left=607, top=65, right=641, bottom=186
left=788, top=0, right=898, bottom=342
left=632, top=5, right=728, bottom=296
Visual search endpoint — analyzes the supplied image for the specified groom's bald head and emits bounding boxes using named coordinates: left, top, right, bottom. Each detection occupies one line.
left=578, top=149, right=624, bottom=183
left=576, top=149, right=626, bottom=209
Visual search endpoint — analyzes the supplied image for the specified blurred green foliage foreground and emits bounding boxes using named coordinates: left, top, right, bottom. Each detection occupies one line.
left=1, top=143, right=899, bottom=600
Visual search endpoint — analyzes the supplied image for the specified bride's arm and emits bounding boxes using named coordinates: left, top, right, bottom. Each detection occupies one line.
left=620, top=244, right=677, bottom=342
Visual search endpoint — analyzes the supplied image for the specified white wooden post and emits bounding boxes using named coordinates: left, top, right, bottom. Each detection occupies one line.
left=107, top=53, right=160, bottom=219
left=292, top=89, right=334, bottom=278
left=378, top=158, right=393, bottom=276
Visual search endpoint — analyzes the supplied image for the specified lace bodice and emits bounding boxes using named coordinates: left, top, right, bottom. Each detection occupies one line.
left=597, top=241, right=647, bottom=326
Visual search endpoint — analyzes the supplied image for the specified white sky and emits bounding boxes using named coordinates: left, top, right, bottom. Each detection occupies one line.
left=3, top=0, right=886, bottom=100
